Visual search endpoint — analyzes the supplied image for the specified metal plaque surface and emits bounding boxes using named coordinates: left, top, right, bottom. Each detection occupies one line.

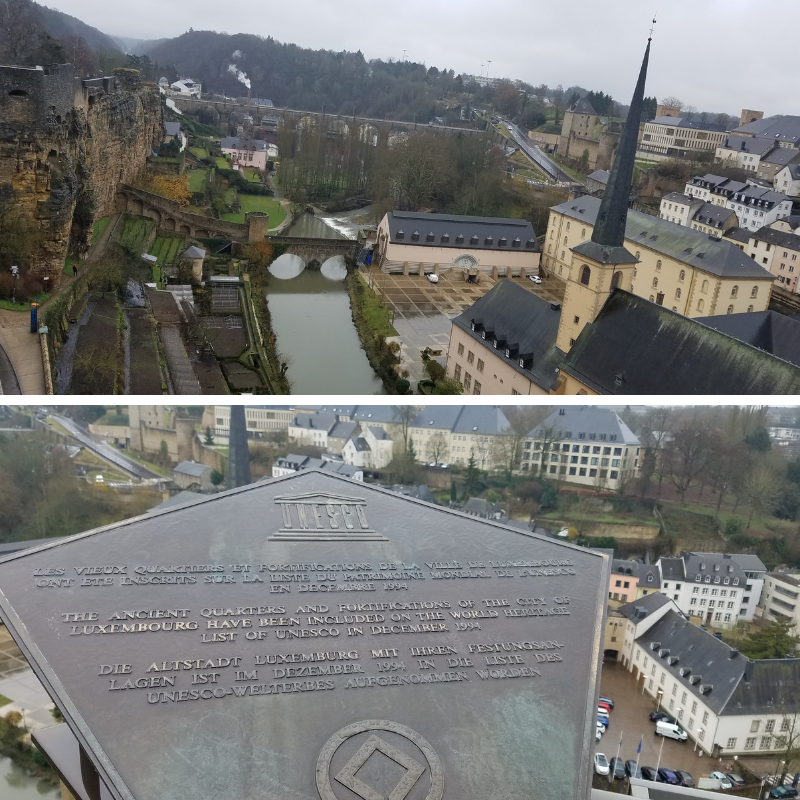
left=0, top=471, right=609, bottom=800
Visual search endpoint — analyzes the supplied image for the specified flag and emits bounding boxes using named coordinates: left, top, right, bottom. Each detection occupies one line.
left=619, top=734, right=623, bottom=747
left=637, top=737, right=642, bottom=754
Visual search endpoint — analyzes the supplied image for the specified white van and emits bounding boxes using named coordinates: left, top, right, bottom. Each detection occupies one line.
left=656, top=721, right=688, bottom=741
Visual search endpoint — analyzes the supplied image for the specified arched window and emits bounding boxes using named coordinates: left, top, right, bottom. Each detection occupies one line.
left=633, top=267, right=637, bottom=278
left=701, top=280, right=709, bottom=293
left=566, top=222, right=571, bottom=230
left=561, top=251, right=565, bottom=260
left=652, top=277, right=658, bottom=288
left=580, top=265, right=591, bottom=286
left=679, top=269, right=686, bottom=281
left=635, top=251, right=641, bottom=260
left=675, top=288, right=681, bottom=299
left=610, top=271, right=622, bottom=290
left=649, top=295, right=655, bottom=302
left=727, top=305, right=734, bottom=314
left=581, top=228, right=586, bottom=237
left=747, top=305, right=753, bottom=312
left=697, top=299, right=704, bottom=312
left=656, top=260, right=662, bottom=271
left=731, top=285, right=739, bottom=298
left=564, top=236, right=568, bottom=245
left=751, top=286, right=758, bottom=298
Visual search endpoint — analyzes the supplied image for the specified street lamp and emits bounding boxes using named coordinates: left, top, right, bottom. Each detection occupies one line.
left=10, top=265, right=18, bottom=304
left=656, top=690, right=664, bottom=712
left=694, top=728, right=704, bottom=753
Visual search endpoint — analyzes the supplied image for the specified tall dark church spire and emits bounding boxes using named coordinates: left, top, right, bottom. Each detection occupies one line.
left=571, top=34, right=653, bottom=265
left=226, top=406, right=252, bottom=489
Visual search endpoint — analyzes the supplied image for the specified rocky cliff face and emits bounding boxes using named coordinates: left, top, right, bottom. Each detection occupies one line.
left=0, top=67, right=163, bottom=286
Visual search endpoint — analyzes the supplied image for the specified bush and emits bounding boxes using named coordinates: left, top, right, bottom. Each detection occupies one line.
left=395, top=378, right=410, bottom=394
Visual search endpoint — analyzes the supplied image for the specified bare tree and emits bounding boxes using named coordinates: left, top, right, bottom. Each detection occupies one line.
left=660, top=96, right=683, bottom=110
left=663, top=416, right=719, bottom=505
left=742, top=458, right=784, bottom=527
left=391, top=405, right=418, bottom=456
left=0, top=0, right=42, bottom=65
left=425, top=433, right=448, bottom=465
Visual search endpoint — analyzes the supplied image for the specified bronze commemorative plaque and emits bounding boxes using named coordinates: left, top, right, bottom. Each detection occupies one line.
left=0, top=471, right=609, bottom=800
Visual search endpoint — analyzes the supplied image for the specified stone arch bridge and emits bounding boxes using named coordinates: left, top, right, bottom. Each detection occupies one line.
left=270, top=236, right=360, bottom=267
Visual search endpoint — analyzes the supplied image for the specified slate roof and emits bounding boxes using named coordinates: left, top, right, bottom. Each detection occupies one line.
left=328, top=421, right=358, bottom=440
left=692, top=203, right=736, bottom=229
left=729, top=554, right=767, bottom=574
left=681, top=551, right=747, bottom=584
left=718, top=135, right=776, bottom=156
left=410, top=405, right=511, bottom=436
left=291, top=412, right=337, bottom=431
left=637, top=610, right=748, bottom=716
left=147, top=491, right=205, bottom=512
left=173, top=461, right=211, bottom=478
left=662, top=192, right=697, bottom=207
left=348, top=437, right=370, bottom=453
left=761, top=147, right=800, bottom=167
left=389, top=485, right=438, bottom=504
left=463, top=497, right=503, bottom=517
left=734, top=115, right=800, bottom=145
left=612, top=559, right=661, bottom=588
left=659, top=557, right=685, bottom=581
left=350, top=406, right=404, bottom=424
left=688, top=174, right=729, bottom=191
left=274, top=455, right=361, bottom=478
left=617, top=591, right=671, bottom=621
left=725, top=659, right=800, bottom=715
left=450, top=280, right=564, bottom=391
left=367, top=425, right=391, bottom=440
left=220, top=136, right=268, bottom=152
left=727, top=185, right=790, bottom=210
left=724, top=227, right=751, bottom=245
left=558, top=291, right=800, bottom=395
left=183, top=246, right=206, bottom=259
left=694, top=311, right=800, bottom=369
left=649, top=116, right=726, bottom=133
left=569, top=97, right=598, bottom=116
left=587, top=169, right=610, bottom=185
left=526, top=406, right=639, bottom=445
left=384, top=211, right=538, bottom=252
left=551, top=195, right=773, bottom=279
left=164, top=121, right=181, bottom=136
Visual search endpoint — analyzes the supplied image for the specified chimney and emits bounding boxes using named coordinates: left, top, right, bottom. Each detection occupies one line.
left=729, top=649, right=739, bottom=659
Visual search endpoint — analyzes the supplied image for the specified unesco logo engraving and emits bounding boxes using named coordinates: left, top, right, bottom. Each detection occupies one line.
left=270, top=493, right=387, bottom=541
left=316, top=720, right=443, bottom=800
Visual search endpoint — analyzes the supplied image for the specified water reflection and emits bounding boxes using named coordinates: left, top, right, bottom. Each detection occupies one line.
left=320, top=256, right=347, bottom=281
left=268, top=253, right=305, bottom=280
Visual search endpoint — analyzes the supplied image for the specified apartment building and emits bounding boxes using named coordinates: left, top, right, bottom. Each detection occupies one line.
left=639, top=116, right=727, bottom=158
left=206, top=406, right=294, bottom=437
left=759, top=572, right=800, bottom=630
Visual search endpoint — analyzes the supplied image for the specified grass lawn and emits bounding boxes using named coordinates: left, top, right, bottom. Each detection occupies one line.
left=188, top=169, right=208, bottom=193
left=354, top=272, right=398, bottom=336
left=0, top=694, right=12, bottom=708
left=244, top=167, right=263, bottom=182
left=119, top=448, right=172, bottom=477
left=221, top=195, right=286, bottom=227
left=63, top=254, right=79, bottom=275
left=93, top=216, right=110, bottom=244
left=549, top=153, right=585, bottom=181
left=215, top=156, right=230, bottom=170
left=95, top=412, right=129, bottom=426
left=189, top=147, right=209, bottom=159
left=0, top=292, right=47, bottom=312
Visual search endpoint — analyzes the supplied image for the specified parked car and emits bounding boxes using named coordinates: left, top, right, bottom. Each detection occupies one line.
left=770, top=787, right=799, bottom=799
left=598, top=696, right=615, bottom=708
left=595, top=728, right=602, bottom=741
left=596, top=716, right=609, bottom=728
left=640, top=766, right=658, bottom=782
left=710, top=772, right=734, bottom=790
left=655, top=721, right=688, bottom=741
left=658, top=768, right=680, bottom=785
left=528, top=274, right=542, bottom=284
left=675, top=770, right=694, bottom=787
left=597, top=708, right=609, bottom=719
left=726, top=774, right=745, bottom=787
left=598, top=702, right=613, bottom=713
left=625, top=760, right=642, bottom=779
left=649, top=711, right=676, bottom=723
left=426, top=273, right=439, bottom=283
left=594, top=753, right=610, bottom=776
left=608, top=757, right=627, bottom=780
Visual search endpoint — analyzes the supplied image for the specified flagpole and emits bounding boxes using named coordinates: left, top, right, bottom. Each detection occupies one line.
left=635, top=735, right=643, bottom=777
left=613, top=730, right=623, bottom=782
left=655, top=734, right=665, bottom=775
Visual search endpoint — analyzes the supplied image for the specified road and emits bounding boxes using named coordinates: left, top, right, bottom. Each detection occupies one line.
left=501, top=118, right=582, bottom=186
left=49, top=415, right=161, bottom=479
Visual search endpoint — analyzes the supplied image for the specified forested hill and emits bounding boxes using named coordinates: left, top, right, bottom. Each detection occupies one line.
left=145, top=30, right=469, bottom=120
left=38, top=3, right=119, bottom=53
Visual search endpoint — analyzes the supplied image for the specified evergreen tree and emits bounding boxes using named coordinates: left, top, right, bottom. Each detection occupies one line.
left=204, top=426, right=214, bottom=445
left=740, top=618, right=800, bottom=660
left=463, top=451, right=480, bottom=498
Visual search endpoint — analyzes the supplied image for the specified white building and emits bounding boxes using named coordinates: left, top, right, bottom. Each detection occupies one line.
left=288, top=413, right=337, bottom=450
left=609, top=592, right=680, bottom=668
left=725, top=186, right=792, bottom=233
left=271, top=455, right=363, bottom=481
left=220, top=137, right=268, bottom=171
left=657, top=552, right=746, bottom=629
left=715, top=135, right=777, bottom=173
left=170, top=78, right=201, bottom=97
left=522, top=407, right=640, bottom=489
left=775, top=164, right=800, bottom=198
left=639, top=116, right=727, bottom=158
left=759, top=572, right=800, bottom=631
left=659, top=193, right=703, bottom=226
left=629, top=608, right=800, bottom=758
left=341, top=426, right=394, bottom=470
left=729, top=554, right=767, bottom=622
left=204, top=405, right=295, bottom=438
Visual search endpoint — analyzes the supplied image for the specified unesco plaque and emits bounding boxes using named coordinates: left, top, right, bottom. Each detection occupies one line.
left=0, top=472, right=609, bottom=800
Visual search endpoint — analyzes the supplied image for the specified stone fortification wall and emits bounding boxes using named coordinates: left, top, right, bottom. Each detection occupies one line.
left=0, top=63, right=163, bottom=285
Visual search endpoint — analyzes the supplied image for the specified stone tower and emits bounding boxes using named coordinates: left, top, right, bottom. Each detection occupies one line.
left=556, top=37, right=652, bottom=353
left=226, top=405, right=252, bottom=489
left=558, top=97, right=599, bottom=157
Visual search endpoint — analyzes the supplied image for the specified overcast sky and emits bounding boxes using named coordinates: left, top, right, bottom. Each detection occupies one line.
left=46, top=0, right=796, bottom=117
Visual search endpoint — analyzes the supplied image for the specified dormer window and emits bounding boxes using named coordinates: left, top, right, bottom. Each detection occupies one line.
left=723, top=577, right=729, bottom=585
left=519, top=357, right=524, bottom=366
left=526, top=238, right=536, bottom=248
left=411, top=231, right=420, bottom=241
left=647, top=574, right=653, bottom=582
left=484, top=236, right=493, bottom=245
left=705, top=575, right=711, bottom=583
left=426, top=232, right=435, bottom=242
left=733, top=578, right=739, bottom=585
left=470, top=235, right=479, bottom=245
left=512, top=238, right=521, bottom=248
left=505, top=348, right=510, bottom=357
left=714, top=564, right=720, bottom=571
left=481, top=331, right=486, bottom=339
left=499, top=237, right=507, bottom=246
left=695, top=574, right=701, bottom=582
left=441, top=233, right=450, bottom=244
left=456, top=234, right=464, bottom=244
left=714, top=576, right=720, bottom=584
left=396, top=229, right=404, bottom=240
left=492, top=338, right=497, bottom=348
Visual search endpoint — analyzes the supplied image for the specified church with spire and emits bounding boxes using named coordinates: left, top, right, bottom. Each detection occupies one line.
left=444, top=32, right=800, bottom=395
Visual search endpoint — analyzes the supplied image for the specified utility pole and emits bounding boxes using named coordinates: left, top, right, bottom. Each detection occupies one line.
left=487, top=60, right=492, bottom=80
left=402, top=49, right=407, bottom=62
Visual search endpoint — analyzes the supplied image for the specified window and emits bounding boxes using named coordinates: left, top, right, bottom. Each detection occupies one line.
left=473, top=381, right=481, bottom=395
left=652, top=277, right=658, bottom=288
left=702, top=712, right=709, bottom=725
left=766, top=720, right=775, bottom=733
left=454, top=364, right=462, bottom=381
left=477, top=359, right=484, bottom=373
left=701, top=279, right=709, bottom=293
left=675, top=288, right=681, bottom=299
left=697, top=299, right=704, bottom=312
left=731, top=285, right=739, bottom=298
left=761, top=736, right=772, bottom=750
left=727, top=305, right=734, bottom=314
left=580, top=265, right=591, bottom=285
left=727, top=738, right=737, bottom=749
left=681, top=692, right=687, bottom=705
left=679, top=269, right=686, bottom=281
left=751, top=286, right=758, bottom=298
left=457, top=343, right=464, bottom=356
left=745, top=737, right=756, bottom=750
left=691, top=702, right=698, bottom=715
left=656, top=260, right=662, bottom=271
left=750, top=720, right=760, bottom=733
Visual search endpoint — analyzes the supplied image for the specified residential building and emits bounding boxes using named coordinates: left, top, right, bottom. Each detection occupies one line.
left=172, top=461, right=214, bottom=491
left=220, top=136, right=268, bottom=171
left=685, top=174, right=730, bottom=203
left=757, top=146, right=800, bottom=183
left=374, top=211, right=540, bottom=278
left=741, top=227, right=800, bottom=292
left=163, top=122, right=187, bottom=152
left=543, top=194, right=774, bottom=324
left=341, top=426, right=394, bottom=470
left=169, top=78, right=201, bottom=97
left=759, top=573, right=800, bottom=630
left=639, top=116, right=727, bottom=158
left=288, top=412, right=337, bottom=449
left=522, top=406, right=640, bottom=489
left=715, top=135, right=777, bottom=173
left=729, top=554, right=767, bottom=622
left=407, top=406, right=512, bottom=469
left=558, top=96, right=599, bottom=153
left=775, top=164, right=800, bottom=198
left=556, top=291, right=800, bottom=394
left=585, top=169, right=610, bottom=195
left=326, top=421, right=359, bottom=456
left=731, top=114, right=800, bottom=148
left=656, top=552, right=746, bottom=629
left=609, top=559, right=662, bottom=604
left=659, top=193, right=703, bottom=226
left=690, top=203, right=738, bottom=237
left=607, top=592, right=679, bottom=667
left=445, top=280, right=563, bottom=396
left=724, top=186, right=792, bottom=233
left=206, top=406, right=294, bottom=438
left=629, top=608, right=800, bottom=757
left=271, top=455, right=363, bottom=481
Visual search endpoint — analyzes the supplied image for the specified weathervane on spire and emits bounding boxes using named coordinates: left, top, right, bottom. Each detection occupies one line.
left=649, top=15, right=657, bottom=41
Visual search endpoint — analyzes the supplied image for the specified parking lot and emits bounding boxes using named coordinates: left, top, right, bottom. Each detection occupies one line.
left=595, top=661, right=721, bottom=783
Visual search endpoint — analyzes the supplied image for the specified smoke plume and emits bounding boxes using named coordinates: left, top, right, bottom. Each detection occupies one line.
left=228, top=59, right=251, bottom=89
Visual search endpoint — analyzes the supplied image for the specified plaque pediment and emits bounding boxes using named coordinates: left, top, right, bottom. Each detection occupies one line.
left=271, top=491, right=385, bottom=541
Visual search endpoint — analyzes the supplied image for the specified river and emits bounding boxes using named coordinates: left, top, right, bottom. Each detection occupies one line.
left=0, top=755, right=59, bottom=800
left=266, top=209, right=384, bottom=395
